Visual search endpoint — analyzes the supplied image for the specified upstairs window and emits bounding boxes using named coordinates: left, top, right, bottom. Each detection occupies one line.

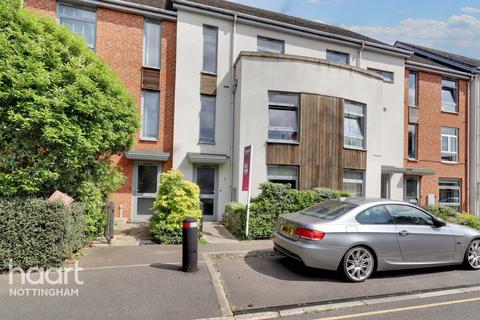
left=441, top=79, right=458, bottom=113
left=368, top=68, right=394, bottom=82
left=408, top=71, right=417, bottom=106
left=268, top=92, right=300, bottom=142
left=203, top=25, right=218, bottom=74
left=257, top=36, right=284, bottom=54
left=344, top=100, right=365, bottom=149
left=408, top=124, right=417, bottom=160
left=143, top=21, right=161, bottom=68
left=441, top=127, right=458, bottom=162
left=326, top=50, right=349, bottom=64
left=58, top=3, right=96, bottom=49
left=267, top=165, right=299, bottom=189
left=141, top=91, right=160, bottom=140
left=199, top=95, right=216, bottom=143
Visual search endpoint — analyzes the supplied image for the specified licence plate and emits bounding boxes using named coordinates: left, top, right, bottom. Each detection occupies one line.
left=281, top=224, right=295, bottom=235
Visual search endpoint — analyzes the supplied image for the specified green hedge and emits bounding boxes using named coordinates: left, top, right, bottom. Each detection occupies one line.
left=223, top=183, right=349, bottom=240
left=0, top=198, right=86, bottom=270
left=426, top=205, right=480, bottom=230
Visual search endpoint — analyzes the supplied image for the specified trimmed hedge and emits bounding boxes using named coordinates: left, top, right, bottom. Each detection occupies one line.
left=426, top=205, right=480, bottom=230
left=224, top=183, right=349, bottom=239
left=0, top=198, right=86, bottom=270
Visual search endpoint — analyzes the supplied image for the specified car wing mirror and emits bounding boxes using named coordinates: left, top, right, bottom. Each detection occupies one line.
left=432, top=217, right=446, bottom=228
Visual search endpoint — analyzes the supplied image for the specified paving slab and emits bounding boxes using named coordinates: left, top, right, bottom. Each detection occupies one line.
left=215, top=253, right=480, bottom=312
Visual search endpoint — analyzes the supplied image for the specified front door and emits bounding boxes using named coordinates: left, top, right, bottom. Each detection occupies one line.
left=132, top=162, right=161, bottom=222
left=195, top=167, right=217, bottom=221
left=385, top=204, right=456, bottom=263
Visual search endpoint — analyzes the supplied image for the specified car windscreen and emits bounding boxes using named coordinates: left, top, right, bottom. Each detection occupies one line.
left=299, top=200, right=357, bottom=220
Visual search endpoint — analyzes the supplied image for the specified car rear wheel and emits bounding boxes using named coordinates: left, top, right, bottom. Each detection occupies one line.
left=465, top=239, right=480, bottom=270
left=342, top=246, right=374, bottom=282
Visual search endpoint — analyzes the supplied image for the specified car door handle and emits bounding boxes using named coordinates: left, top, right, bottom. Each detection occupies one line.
left=399, top=230, right=409, bottom=236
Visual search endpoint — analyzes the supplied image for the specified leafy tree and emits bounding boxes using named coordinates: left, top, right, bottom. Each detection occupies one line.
left=0, top=0, right=138, bottom=237
left=150, top=169, right=202, bottom=244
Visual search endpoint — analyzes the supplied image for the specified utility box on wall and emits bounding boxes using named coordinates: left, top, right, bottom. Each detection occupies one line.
left=427, top=194, right=435, bottom=206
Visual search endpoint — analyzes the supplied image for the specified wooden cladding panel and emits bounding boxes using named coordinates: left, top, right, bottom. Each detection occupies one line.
left=343, top=149, right=367, bottom=170
left=200, top=73, right=217, bottom=95
left=266, top=94, right=344, bottom=190
left=142, top=67, right=160, bottom=91
left=299, top=94, right=343, bottom=190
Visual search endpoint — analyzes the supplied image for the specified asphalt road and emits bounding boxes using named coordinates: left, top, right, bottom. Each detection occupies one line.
left=281, top=291, right=480, bottom=320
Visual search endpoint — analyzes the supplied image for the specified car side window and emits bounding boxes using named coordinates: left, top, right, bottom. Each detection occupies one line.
left=356, top=205, right=394, bottom=224
left=385, top=204, right=434, bottom=226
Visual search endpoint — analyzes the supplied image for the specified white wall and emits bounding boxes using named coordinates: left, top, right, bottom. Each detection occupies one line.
left=174, top=9, right=406, bottom=220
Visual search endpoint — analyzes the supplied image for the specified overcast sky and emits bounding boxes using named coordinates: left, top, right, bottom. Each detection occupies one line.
left=231, top=0, right=480, bottom=59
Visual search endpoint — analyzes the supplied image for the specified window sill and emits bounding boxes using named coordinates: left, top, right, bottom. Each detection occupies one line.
left=408, top=105, right=419, bottom=108
left=198, top=141, right=216, bottom=145
left=143, top=66, right=160, bottom=70
left=201, top=71, right=218, bottom=76
left=140, top=137, right=158, bottom=142
left=407, top=158, right=418, bottom=162
left=344, top=146, right=367, bottom=152
left=441, top=110, right=459, bottom=115
left=441, top=160, right=458, bottom=165
left=267, top=139, right=300, bottom=145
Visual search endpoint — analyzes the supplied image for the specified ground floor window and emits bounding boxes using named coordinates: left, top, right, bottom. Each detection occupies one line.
left=404, top=176, right=419, bottom=204
left=343, top=170, right=364, bottom=197
left=267, top=165, right=299, bottom=189
left=439, top=178, right=461, bottom=211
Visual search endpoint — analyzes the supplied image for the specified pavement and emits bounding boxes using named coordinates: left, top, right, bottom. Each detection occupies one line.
left=1, top=238, right=480, bottom=320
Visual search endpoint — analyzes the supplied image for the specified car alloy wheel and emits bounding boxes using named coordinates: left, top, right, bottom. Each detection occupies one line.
left=343, top=246, right=374, bottom=282
left=466, top=240, right=480, bottom=270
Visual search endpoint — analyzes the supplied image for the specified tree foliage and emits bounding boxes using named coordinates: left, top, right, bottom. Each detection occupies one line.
left=150, top=169, right=202, bottom=244
left=0, top=0, right=138, bottom=236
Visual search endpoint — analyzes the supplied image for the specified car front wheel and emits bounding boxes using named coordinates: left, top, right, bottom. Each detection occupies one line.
left=465, top=239, right=480, bottom=270
left=342, top=246, right=375, bottom=282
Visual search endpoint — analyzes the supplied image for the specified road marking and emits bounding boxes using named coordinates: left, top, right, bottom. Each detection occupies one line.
left=315, top=296, right=480, bottom=320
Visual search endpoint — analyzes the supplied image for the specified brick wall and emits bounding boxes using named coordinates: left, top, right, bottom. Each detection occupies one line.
left=404, top=69, right=468, bottom=211
left=24, top=1, right=176, bottom=221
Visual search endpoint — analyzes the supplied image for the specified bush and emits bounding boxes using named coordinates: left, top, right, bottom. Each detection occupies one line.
left=426, top=205, right=480, bottom=230
left=150, top=170, right=202, bottom=244
left=223, top=183, right=349, bottom=240
left=0, top=0, right=138, bottom=237
left=0, top=198, right=86, bottom=270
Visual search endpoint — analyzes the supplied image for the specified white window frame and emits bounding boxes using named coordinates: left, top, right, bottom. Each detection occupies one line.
left=257, top=36, right=285, bottom=54
left=441, top=127, right=458, bottom=163
left=439, top=178, right=461, bottom=211
left=202, top=25, right=218, bottom=75
left=344, top=100, right=366, bottom=150
left=140, top=90, right=160, bottom=141
left=131, top=161, right=162, bottom=222
left=143, top=20, right=162, bottom=69
left=326, top=50, right=349, bottom=64
left=368, top=68, right=394, bottom=82
left=57, top=3, right=97, bottom=50
left=343, top=170, right=365, bottom=197
left=267, top=92, right=300, bottom=143
left=267, top=165, right=299, bottom=189
left=441, top=78, right=458, bottom=113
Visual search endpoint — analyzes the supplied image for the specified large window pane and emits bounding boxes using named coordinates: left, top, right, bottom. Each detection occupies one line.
left=439, top=178, right=461, bottom=211
left=344, top=100, right=365, bottom=149
left=441, top=127, right=458, bottom=162
left=257, top=36, right=284, bottom=53
left=144, top=21, right=161, bottom=68
left=268, top=92, right=299, bottom=142
left=408, top=71, right=417, bottom=106
left=141, top=91, right=160, bottom=140
left=441, top=78, right=457, bottom=112
left=327, top=50, right=349, bottom=64
left=199, top=95, right=216, bottom=143
left=408, top=124, right=417, bottom=159
left=197, top=167, right=215, bottom=195
left=267, top=165, right=298, bottom=189
left=137, top=165, right=158, bottom=194
left=137, top=198, right=155, bottom=216
left=343, top=170, right=364, bottom=197
left=404, top=176, right=419, bottom=204
left=58, top=4, right=96, bottom=49
left=203, top=25, right=218, bottom=73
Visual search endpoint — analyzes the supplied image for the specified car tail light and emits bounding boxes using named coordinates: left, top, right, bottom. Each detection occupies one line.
left=294, top=227, right=325, bottom=241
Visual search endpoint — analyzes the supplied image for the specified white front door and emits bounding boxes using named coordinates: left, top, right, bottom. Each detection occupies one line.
left=195, top=166, right=217, bottom=221
left=132, top=162, right=161, bottom=222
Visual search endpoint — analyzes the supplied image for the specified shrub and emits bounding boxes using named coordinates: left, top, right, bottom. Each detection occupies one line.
left=150, top=169, right=202, bottom=244
left=223, top=183, right=349, bottom=239
left=0, top=198, right=86, bottom=270
left=426, top=205, right=480, bottom=231
left=0, top=0, right=138, bottom=237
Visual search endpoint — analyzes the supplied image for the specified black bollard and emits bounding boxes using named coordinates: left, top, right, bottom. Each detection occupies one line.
left=182, top=217, right=198, bottom=272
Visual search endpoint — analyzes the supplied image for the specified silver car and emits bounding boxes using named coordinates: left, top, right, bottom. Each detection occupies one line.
left=273, top=198, right=480, bottom=282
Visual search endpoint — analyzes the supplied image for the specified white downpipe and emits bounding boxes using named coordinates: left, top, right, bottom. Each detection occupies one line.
left=230, top=14, right=237, bottom=202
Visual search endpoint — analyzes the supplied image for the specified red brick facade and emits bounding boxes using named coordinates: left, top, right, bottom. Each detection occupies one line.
left=24, top=1, right=176, bottom=221
left=404, top=69, right=468, bottom=211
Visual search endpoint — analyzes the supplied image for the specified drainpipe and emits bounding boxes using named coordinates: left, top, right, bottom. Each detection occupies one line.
left=229, top=14, right=237, bottom=202
left=357, top=42, right=365, bottom=68
left=467, top=75, right=472, bottom=213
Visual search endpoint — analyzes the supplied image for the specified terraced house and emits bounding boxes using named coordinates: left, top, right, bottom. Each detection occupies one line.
left=24, top=0, right=480, bottom=221
left=24, top=0, right=177, bottom=222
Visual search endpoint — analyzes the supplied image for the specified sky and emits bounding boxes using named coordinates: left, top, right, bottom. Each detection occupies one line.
left=230, top=0, right=480, bottom=59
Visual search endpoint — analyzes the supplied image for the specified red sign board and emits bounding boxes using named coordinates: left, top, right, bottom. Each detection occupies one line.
left=242, top=145, right=252, bottom=191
